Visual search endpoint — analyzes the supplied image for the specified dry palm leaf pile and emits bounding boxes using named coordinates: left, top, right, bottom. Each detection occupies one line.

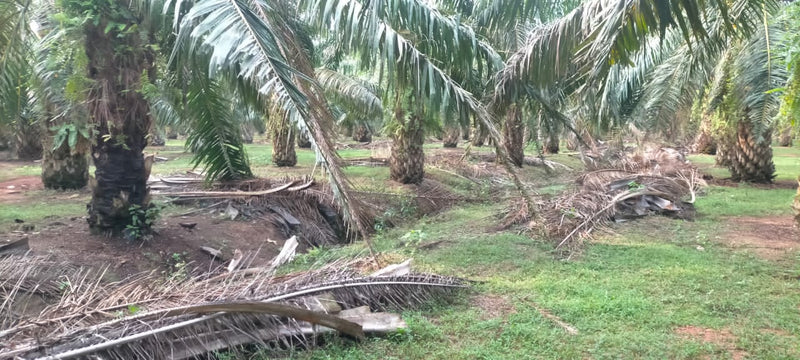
left=150, top=176, right=370, bottom=247
left=0, top=252, right=467, bottom=359
left=505, top=147, right=705, bottom=251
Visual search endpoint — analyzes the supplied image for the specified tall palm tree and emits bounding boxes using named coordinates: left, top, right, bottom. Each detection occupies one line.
left=302, top=0, right=504, bottom=184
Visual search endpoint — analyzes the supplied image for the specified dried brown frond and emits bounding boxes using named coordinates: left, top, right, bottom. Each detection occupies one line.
left=501, top=147, right=706, bottom=254
left=0, top=256, right=468, bottom=359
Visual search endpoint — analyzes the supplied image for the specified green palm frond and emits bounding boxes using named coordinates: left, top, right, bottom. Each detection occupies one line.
left=171, top=0, right=375, bottom=242
left=493, top=0, right=772, bottom=112
left=185, top=73, right=253, bottom=182
left=732, top=24, right=788, bottom=137
left=0, top=0, right=34, bottom=125
left=316, top=68, right=383, bottom=120
left=471, top=0, right=581, bottom=30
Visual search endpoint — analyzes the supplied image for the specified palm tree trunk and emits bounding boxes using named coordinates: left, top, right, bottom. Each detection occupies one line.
left=240, top=123, right=254, bottom=144
left=297, top=130, right=312, bottom=148
left=693, top=114, right=717, bottom=154
left=352, top=124, right=372, bottom=142
left=166, top=127, right=178, bottom=139
left=724, top=121, right=775, bottom=183
left=794, top=176, right=800, bottom=226
left=15, top=117, right=43, bottom=160
left=461, top=123, right=470, bottom=141
left=779, top=126, right=793, bottom=147
left=442, top=126, right=459, bottom=148
left=390, top=113, right=425, bottom=184
left=471, top=122, right=488, bottom=147
left=544, top=131, right=559, bottom=154
left=503, top=107, right=524, bottom=167
left=42, top=136, right=89, bottom=190
left=83, top=16, right=155, bottom=233
left=271, top=121, right=297, bottom=167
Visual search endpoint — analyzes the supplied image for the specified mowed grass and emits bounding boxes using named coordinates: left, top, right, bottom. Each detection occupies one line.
left=292, top=147, right=800, bottom=359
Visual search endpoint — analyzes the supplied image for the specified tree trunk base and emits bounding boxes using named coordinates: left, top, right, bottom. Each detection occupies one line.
left=297, top=130, right=312, bottom=148
left=442, top=126, right=459, bottom=148
left=271, top=125, right=297, bottom=167
left=723, top=122, right=775, bottom=183
left=471, top=126, right=487, bottom=147
left=42, top=143, right=89, bottom=190
left=503, top=108, right=524, bottom=167
left=88, top=145, right=150, bottom=233
left=390, top=116, right=425, bottom=184
left=779, top=126, right=793, bottom=147
left=353, top=125, right=372, bottom=143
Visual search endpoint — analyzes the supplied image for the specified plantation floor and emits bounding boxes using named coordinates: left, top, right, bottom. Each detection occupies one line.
left=1, top=140, right=800, bottom=359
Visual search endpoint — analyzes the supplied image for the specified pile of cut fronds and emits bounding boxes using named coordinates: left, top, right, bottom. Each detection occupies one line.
left=154, top=176, right=371, bottom=247
left=0, top=255, right=467, bottom=359
left=503, top=147, right=704, bottom=253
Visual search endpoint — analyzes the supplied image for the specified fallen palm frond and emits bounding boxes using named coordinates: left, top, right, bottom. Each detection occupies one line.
left=148, top=177, right=369, bottom=247
left=503, top=147, right=705, bottom=252
left=0, top=256, right=468, bottom=359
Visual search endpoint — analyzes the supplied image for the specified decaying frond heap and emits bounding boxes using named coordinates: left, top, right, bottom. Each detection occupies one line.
left=0, top=255, right=467, bottom=359
left=504, top=147, right=705, bottom=251
left=152, top=176, right=373, bottom=247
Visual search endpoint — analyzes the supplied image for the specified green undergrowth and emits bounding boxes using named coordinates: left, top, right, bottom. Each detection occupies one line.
left=0, top=190, right=88, bottom=231
left=287, top=147, right=800, bottom=359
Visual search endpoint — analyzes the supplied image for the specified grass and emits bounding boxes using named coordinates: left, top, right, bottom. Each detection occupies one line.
left=0, top=190, right=87, bottom=231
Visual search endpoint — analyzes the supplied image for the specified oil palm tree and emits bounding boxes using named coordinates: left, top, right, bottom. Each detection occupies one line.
left=302, top=0, right=504, bottom=184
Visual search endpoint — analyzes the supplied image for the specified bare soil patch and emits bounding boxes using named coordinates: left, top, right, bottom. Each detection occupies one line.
left=720, top=216, right=800, bottom=260
left=471, top=294, right=516, bottom=320
left=2, top=213, right=286, bottom=279
left=0, top=176, right=43, bottom=203
left=675, top=326, right=747, bottom=360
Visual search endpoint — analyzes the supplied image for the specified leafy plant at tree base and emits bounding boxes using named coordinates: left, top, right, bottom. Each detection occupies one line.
left=124, top=203, right=163, bottom=241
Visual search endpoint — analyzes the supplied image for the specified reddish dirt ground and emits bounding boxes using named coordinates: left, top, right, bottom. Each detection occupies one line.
left=0, top=176, right=44, bottom=203
left=4, top=212, right=288, bottom=279
left=720, top=216, right=800, bottom=260
left=675, top=326, right=747, bottom=360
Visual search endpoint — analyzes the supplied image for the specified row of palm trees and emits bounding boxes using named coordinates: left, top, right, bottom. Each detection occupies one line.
left=0, top=0, right=797, bottom=236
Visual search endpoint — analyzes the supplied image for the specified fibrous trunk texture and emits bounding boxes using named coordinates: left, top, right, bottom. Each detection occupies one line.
left=471, top=123, right=488, bottom=147
left=42, top=138, right=89, bottom=190
left=794, top=176, right=800, bottom=226
left=241, top=124, right=254, bottom=144
left=166, top=127, right=178, bottom=140
left=16, top=117, right=43, bottom=160
left=720, top=121, right=775, bottom=183
left=84, top=18, right=154, bottom=233
left=779, top=126, right=793, bottom=147
left=461, top=123, right=470, bottom=141
left=390, top=115, right=425, bottom=184
left=544, top=132, right=559, bottom=154
left=271, top=122, right=297, bottom=167
left=149, top=130, right=165, bottom=146
left=442, top=126, right=459, bottom=148
left=694, top=114, right=717, bottom=154
left=503, top=107, right=524, bottom=167
left=297, top=130, right=311, bottom=148
left=352, top=124, right=372, bottom=143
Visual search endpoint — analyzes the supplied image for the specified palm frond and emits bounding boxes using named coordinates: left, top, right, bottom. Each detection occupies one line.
left=1, top=256, right=468, bottom=359
left=184, top=73, right=253, bottom=182
left=732, top=23, right=788, bottom=137
left=471, top=0, right=581, bottom=30
left=0, top=0, right=34, bottom=126
left=171, top=0, right=375, bottom=242
left=316, top=68, right=383, bottom=120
